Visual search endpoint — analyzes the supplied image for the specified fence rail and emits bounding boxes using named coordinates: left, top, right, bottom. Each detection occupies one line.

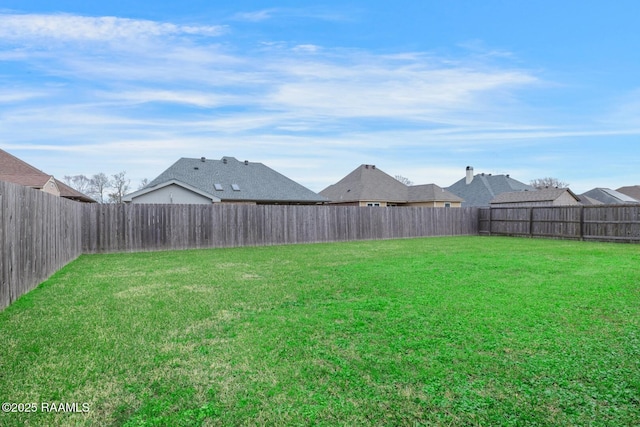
left=82, top=204, right=479, bottom=253
left=479, top=205, right=640, bottom=242
left=0, top=181, right=83, bottom=310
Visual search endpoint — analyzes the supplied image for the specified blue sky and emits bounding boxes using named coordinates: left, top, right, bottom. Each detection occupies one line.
left=1, top=1, right=639, bottom=194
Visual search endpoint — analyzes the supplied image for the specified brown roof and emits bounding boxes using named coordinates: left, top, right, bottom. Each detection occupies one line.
left=55, top=179, right=96, bottom=203
left=408, top=184, right=463, bottom=203
left=0, top=148, right=95, bottom=202
left=0, top=149, right=52, bottom=188
left=490, top=188, right=579, bottom=204
left=320, top=164, right=463, bottom=204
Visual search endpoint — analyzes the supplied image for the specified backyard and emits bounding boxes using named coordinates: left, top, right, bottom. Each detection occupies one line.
left=0, top=236, right=638, bottom=426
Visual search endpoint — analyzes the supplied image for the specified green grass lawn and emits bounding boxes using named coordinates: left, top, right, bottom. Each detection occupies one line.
left=0, top=236, right=639, bottom=426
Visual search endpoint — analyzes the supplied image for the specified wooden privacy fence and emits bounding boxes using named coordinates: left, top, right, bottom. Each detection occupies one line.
left=6, top=180, right=640, bottom=312
left=479, top=205, right=640, bottom=242
left=0, top=181, right=83, bottom=310
left=82, top=204, right=480, bottom=253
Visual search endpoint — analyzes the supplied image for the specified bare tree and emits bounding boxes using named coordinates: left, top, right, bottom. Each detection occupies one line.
left=108, top=171, right=130, bottom=203
left=63, top=174, right=92, bottom=194
left=138, top=178, right=149, bottom=190
left=394, top=175, right=414, bottom=186
left=89, top=173, right=111, bottom=203
left=530, top=177, right=570, bottom=189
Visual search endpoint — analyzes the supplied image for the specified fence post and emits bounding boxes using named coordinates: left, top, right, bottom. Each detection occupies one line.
left=579, top=205, right=584, bottom=241
left=488, top=207, right=492, bottom=236
left=529, top=207, right=534, bottom=237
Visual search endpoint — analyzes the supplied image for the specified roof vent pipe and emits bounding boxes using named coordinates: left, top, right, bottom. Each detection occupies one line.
left=223, top=158, right=227, bottom=164
left=201, top=157, right=206, bottom=162
left=244, top=160, right=248, bottom=165
left=466, top=166, right=474, bottom=184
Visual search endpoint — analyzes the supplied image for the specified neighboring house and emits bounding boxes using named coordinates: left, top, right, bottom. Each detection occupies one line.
left=616, top=185, right=640, bottom=201
left=319, top=164, right=463, bottom=207
left=123, top=156, right=327, bottom=205
left=447, top=166, right=535, bottom=207
left=580, top=188, right=640, bottom=205
left=490, top=188, right=581, bottom=207
left=0, top=148, right=95, bottom=202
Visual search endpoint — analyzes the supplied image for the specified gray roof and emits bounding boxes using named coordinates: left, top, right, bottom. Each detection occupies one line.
left=319, top=164, right=463, bottom=204
left=579, top=195, right=604, bottom=206
left=447, top=172, right=534, bottom=207
left=133, top=156, right=327, bottom=204
left=616, top=185, right=640, bottom=201
left=490, top=188, right=578, bottom=204
left=580, top=188, right=640, bottom=205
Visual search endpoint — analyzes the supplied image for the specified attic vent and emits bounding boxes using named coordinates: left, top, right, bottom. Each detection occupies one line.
left=244, top=160, right=249, bottom=165
left=223, top=158, right=228, bottom=164
left=214, top=183, right=223, bottom=191
left=231, top=184, right=240, bottom=191
left=200, top=157, right=206, bottom=162
left=194, top=167, right=199, bottom=170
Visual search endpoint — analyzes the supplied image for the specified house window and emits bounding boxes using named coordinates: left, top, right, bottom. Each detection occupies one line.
left=366, top=203, right=380, bottom=207
left=444, top=202, right=451, bottom=208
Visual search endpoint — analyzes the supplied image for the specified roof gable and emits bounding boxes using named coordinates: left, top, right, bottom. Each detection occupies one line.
left=123, top=179, right=221, bottom=203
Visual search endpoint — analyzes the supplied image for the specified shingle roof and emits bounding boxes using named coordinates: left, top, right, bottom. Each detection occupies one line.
left=490, top=188, right=578, bottom=204
left=579, top=195, right=603, bottom=206
left=320, top=165, right=408, bottom=203
left=581, top=188, right=640, bottom=205
left=319, top=164, right=463, bottom=204
left=616, top=185, right=640, bottom=201
left=0, top=148, right=95, bottom=202
left=0, top=148, right=52, bottom=188
left=136, top=156, right=327, bottom=203
left=446, top=172, right=534, bottom=207
left=55, top=179, right=97, bottom=203
left=408, top=184, right=464, bottom=202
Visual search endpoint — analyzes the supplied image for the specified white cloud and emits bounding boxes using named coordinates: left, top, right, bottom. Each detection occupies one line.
left=263, top=62, right=538, bottom=121
left=292, top=44, right=322, bottom=53
left=98, top=90, right=232, bottom=108
left=0, top=89, right=50, bottom=103
left=0, top=13, right=225, bottom=42
left=232, top=10, right=275, bottom=22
